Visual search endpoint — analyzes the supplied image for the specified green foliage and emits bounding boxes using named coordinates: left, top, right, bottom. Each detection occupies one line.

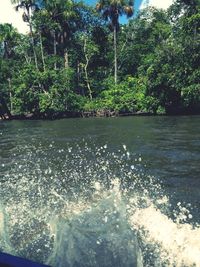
left=11, top=66, right=77, bottom=116
left=38, top=68, right=78, bottom=114
left=100, top=77, right=144, bottom=112
left=83, top=76, right=151, bottom=114
left=181, top=85, right=200, bottom=110
left=0, top=0, right=199, bottom=119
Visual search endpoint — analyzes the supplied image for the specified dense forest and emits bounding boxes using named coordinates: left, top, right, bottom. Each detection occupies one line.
left=0, top=0, right=199, bottom=119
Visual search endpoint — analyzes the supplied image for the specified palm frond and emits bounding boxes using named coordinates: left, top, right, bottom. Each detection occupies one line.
left=15, top=4, right=24, bottom=11
left=96, top=0, right=134, bottom=24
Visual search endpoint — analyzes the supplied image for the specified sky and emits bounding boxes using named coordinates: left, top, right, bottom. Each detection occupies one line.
left=0, top=0, right=173, bottom=34
left=140, top=0, right=174, bottom=10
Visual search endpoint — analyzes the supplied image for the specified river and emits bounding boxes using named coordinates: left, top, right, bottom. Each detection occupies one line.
left=0, top=116, right=200, bottom=266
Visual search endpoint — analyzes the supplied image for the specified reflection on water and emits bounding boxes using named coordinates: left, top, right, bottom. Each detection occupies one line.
left=0, top=116, right=200, bottom=266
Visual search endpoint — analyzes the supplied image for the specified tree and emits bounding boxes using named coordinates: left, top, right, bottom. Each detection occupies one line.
left=79, top=33, right=99, bottom=100
left=96, top=0, right=134, bottom=84
left=11, top=0, right=39, bottom=70
left=0, top=0, right=199, bottom=118
left=0, top=23, right=19, bottom=59
left=32, top=8, right=60, bottom=70
left=0, top=24, right=21, bottom=118
left=39, top=0, right=80, bottom=69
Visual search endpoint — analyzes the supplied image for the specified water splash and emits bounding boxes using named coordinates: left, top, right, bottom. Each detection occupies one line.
left=47, top=180, right=143, bottom=267
left=0, top=143, right=200, bottom=266
left=130, top=202, right=200, bottom=266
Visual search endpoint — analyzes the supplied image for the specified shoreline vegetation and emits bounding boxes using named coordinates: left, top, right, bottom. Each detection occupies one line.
left=1, top=109, right=200, bottom=121
left=0, top=0, right=199, bottom=121
left=0, top=111, right=149, bottom=121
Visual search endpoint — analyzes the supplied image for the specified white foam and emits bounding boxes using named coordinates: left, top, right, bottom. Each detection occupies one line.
left=47, top=180, right=143, bottom=267
left=0, top=209, right=4, bottom=236
left=1, top=143, right=200, bottom=266
left=130, top=204, right=200, bottom=266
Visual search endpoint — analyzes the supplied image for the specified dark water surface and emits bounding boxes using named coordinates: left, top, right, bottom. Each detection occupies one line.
left=0, top=116, right=200, bottom=266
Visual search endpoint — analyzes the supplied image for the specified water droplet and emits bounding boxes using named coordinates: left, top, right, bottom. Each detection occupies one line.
left=123, top=145, right=127, bottom=151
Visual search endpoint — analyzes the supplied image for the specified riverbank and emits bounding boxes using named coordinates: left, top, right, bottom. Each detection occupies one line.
left=0, top=110, right=159, bottom=121
left=1, top=109, right=200, bottom=121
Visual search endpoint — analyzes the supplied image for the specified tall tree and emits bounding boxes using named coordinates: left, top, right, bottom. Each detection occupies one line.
left=96, top=0, right=134, bottom=84
left=11, top=0, right=39, bottom=70
left=40, top=0, right=79, bottom=69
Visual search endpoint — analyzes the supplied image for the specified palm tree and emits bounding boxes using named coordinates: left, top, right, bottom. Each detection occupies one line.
left=11, top=0, right=39, bottom=70
left=42, top=0, right=77, bottom=69
left=96, top=0, right=134, bottom=84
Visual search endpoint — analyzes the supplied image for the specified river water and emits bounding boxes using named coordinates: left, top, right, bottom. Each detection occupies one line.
left=0, top=116, right=200, bottom=267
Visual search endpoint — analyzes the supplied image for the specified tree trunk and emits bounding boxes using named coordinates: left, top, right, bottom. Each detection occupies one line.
left=83, top=38, right=92, bottom=100
left=113, top=24, right=117, bottom=84
left=30, top=24, right=38, bottom=70
left=84, top=63, right=92, bottom=100
left=53, top=30, right=57, bottom=70
left=39, top=32, right=46, bottom=71
left=8, top=78, right=13, bottom=114
left=64, top=48, right=69, bottom=69
left=77, top=61, right=85, bottom=96
left=27, top=9, right=38, bottom=70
